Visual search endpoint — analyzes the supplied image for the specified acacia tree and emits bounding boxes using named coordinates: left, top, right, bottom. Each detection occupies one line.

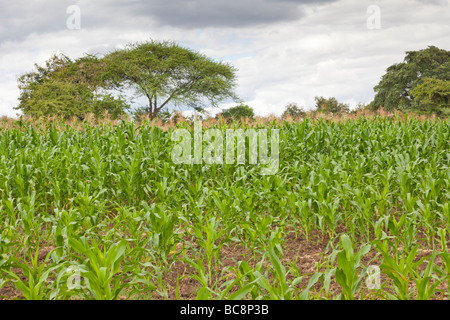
left=371, top=46, right=450, bottom=111
left=101, top=40, right=239, bottom=120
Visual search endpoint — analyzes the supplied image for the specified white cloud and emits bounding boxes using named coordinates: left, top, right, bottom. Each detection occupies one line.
left=0, top=0, right=450, bottom=118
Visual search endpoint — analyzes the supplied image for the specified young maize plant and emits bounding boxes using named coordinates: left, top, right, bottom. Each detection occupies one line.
left=0, top=115, right=448, bottom=300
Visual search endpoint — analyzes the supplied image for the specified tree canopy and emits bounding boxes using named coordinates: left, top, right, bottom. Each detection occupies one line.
left=409, top=77, right=450, bottom=116
left=281, top=103, right=306, bottom=119
left=371, top=46, right=450, bottom=113
left=100, top=40, right=239, bottom=120
left=314, top=96, right=349, bottom=114
left=15, top=54, right=129, bottom=119
left=15, top=40, right=239, bottom=120
left=219, top=104, right=254, bottom=121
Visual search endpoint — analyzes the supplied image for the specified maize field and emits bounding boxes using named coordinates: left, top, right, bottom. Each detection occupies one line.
left=0, top=114, right=449, bottom=300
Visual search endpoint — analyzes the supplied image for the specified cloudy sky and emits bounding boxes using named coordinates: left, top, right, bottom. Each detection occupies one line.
left=1, top=0, right=449, bottom=117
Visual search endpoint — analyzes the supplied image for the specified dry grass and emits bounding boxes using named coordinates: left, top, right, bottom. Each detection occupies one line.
left=0, top=107, right=445, bottom=133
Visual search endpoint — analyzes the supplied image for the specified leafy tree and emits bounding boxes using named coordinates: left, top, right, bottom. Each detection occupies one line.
left=281, top=103, right=306, bottom=119
left=100, top=40, right=238, bottom=120
left=371, top=46, right=450, bottom=111
left=91, top=93, right=130, bottom=119
left=409, top=78, right=450, bottom=116
left=219, top=104, right=254, bottom=121
left=314, top=96, right=349, bottom=114
left=15, top=53, right=130, bottom=119
left=350, top=103, right=370, bottom=114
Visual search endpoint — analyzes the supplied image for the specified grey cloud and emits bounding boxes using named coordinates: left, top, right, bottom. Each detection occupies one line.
left=0, top=0, right=75, bottom=43
left=124, top=0, right=338, bottom=29
left=414, top=0, right=448, bottom=5
left=105, top=0, right=339, bottom=29
left=2, top=0, right=448, bottom=45
left=0, top=0, right=338, bottom=44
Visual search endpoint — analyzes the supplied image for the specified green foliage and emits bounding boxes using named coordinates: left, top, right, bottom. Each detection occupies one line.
left=314, top=96, right=349, bottom=114
left=5, top=246, right=59, bottom=300
left=219, top=104, right=255, bottom=121
left=15, top=39, right=237, bottom=120
left=15, top=54, right=130, bottom=119
left=281, top=103, right=306, bottom=119
left=101, top=40, right=239, bottom=120
left=333, top=234, right=371, bottom=300
left=410, top=78, right=450, bottom=116
left=372, top=46, right=450, bottom=112
left=68, top=236, right=131, bottom=300
left=91, top=93, right=131, bottom=119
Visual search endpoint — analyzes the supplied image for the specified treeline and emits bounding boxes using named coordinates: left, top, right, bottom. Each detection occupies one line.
left=279, top=46, right=450, bottom=119
left=13, top=42, right=450, bottom=121
left=15, top=40, right=237, bottom=121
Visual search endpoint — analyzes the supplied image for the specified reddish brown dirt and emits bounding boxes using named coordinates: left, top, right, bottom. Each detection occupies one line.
left=1, top=229, right=448, bottom=300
